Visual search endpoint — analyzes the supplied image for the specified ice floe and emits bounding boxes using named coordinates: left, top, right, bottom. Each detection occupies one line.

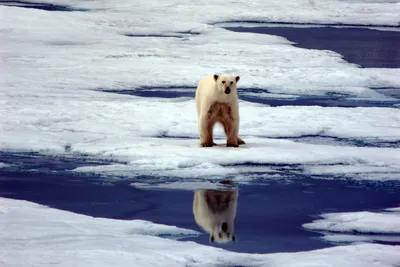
left=1, top=1, right=399, bottom=184
left=303, top=209, right=400, bottom=234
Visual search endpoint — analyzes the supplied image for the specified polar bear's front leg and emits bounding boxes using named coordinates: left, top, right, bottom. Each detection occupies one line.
left=218, top=105, right=239, bottom=147
left=199, top=114, right=215, bottom=147
left=226, top=122, right=239, bottom=147
left=219, top=117, right=239, bottom=147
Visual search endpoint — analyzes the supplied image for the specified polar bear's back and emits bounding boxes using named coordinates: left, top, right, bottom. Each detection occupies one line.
left=196, top=74, right=216, bottom=94
left=193, top=190, right=212, bottom=232
left=195, top=74, right=217, bottom=117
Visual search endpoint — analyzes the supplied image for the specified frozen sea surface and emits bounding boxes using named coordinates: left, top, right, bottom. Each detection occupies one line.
left=1, top=0, right=400, bottom=266
left=103, top=25, right=400, bottom=106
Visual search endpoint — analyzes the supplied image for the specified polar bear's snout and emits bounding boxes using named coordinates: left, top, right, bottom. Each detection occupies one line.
left=222, top=222, right=228, bottom=232
left=224, top=87, right=231, bottom=94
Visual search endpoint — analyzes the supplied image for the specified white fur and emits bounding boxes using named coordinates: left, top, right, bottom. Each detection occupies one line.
left=192, top=187, right=238, bottom=243
left=195, top=74, right=244, bottom=147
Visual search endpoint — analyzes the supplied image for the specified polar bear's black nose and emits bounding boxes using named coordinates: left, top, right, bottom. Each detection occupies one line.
left=222, top=222, right=228, bottom=232
left=224, top=87, right=231, bottom=94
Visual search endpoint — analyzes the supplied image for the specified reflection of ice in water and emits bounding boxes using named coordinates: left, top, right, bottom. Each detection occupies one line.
left=193, top=180, right=238, bottom=243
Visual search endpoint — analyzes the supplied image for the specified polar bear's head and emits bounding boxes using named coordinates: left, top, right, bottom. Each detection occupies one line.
left=213, top=74, right=240, bottom=95
left=210, top=221, right=236, bottom=243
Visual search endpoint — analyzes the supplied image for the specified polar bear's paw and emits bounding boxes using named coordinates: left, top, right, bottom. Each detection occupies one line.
left=200, top=141, right=215, bottom=147
left=226, top=142, right=239, bottom=148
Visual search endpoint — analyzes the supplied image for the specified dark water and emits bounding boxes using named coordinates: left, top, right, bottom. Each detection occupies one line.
left=222, top=25, right=400, bottom=69
left=1, top=152, right=399, bottom=253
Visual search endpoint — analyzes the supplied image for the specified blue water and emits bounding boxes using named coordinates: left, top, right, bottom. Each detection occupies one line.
left=1, top=23, right=400, bottom=254
left=1, top=152, right=400, bottom=253
left=221, top=24, right=400, bottom=69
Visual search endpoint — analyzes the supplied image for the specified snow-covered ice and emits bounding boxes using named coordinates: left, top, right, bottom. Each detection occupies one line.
left=2, top=197, right=400, bottom=267
left=130, top=180, right=234, bottom=191
left=69, top=137, right=400, bottom=180
left=386, top=207, right=400, bottom=212
left=304, top=164, right=400, bottom=181
left=303, top=208, right=400, bottom=245
left=0, top=163, right=10, bottom=168
left=321, top=234, right=400, bottom=244
left=0, top=198, right=199, bottom=240
left=1, top=0, right=400, bottom=265
left=303, top=209, right=400, bottom=234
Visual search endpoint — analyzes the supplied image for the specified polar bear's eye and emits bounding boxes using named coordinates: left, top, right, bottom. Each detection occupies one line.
left=230, top=81, right=233, bottom=85
left=222, top=81, right=226, bottom=84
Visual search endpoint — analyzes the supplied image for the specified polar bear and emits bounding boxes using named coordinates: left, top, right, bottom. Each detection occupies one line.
left=192, top=180, right=238, bottom=243
left=195, top=74, right=245, bottom=147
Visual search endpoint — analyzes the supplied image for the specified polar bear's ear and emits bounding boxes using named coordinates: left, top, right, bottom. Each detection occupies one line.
left=210, top=235, right=215, bottom=243
left=213, top=74, right=219, bottom=81
left=235, top=76, right=240, bottom=83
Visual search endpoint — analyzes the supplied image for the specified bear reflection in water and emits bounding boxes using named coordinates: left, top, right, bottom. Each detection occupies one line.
left=192, top=180, right=238, bottom=243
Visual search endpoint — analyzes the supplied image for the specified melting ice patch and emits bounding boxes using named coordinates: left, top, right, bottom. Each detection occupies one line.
left=321, top=234, right=400, bottom=244
left=303, top=210, right=400, bottom=234
left=304, top=164, right=400, bottom=181
left=2, top=197, right=400, bottom=267
left=0, top=163, right=10, bottom=168
left=303, top=209, right=400, bottom=245
left=130, top=179, right=240, bottom=191
left=2, top=4, right=400, bottom=98
left=71, top=137, right=400, bottom=181
left=1, top=1, right=400, bottom=176
left=386, top=207, right=400, bottom=212
left=0, top=197, right=199, bottom=240
left=2, top=92, right=400, bottom=181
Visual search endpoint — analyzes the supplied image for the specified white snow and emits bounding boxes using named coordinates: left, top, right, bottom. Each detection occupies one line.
left=0, top=163, right=10, bottom=168
left=0, top=198, right=199, bottom=240
left=304, top=164, right=400, bottom=180
left=321, top=234, right=400, bottom=244
left=2, top=197, right=400, bottom=267
left=303, top=210, right=400, bottom=234
left=10, top=0, right=400, bottom=26
left=70, top=137, right=400, bottom=180
left=130, top=181, right=233, bottom=191
left=214, top=22, right=400, bottom=32
left=386, top=207, right=400, bottom=212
